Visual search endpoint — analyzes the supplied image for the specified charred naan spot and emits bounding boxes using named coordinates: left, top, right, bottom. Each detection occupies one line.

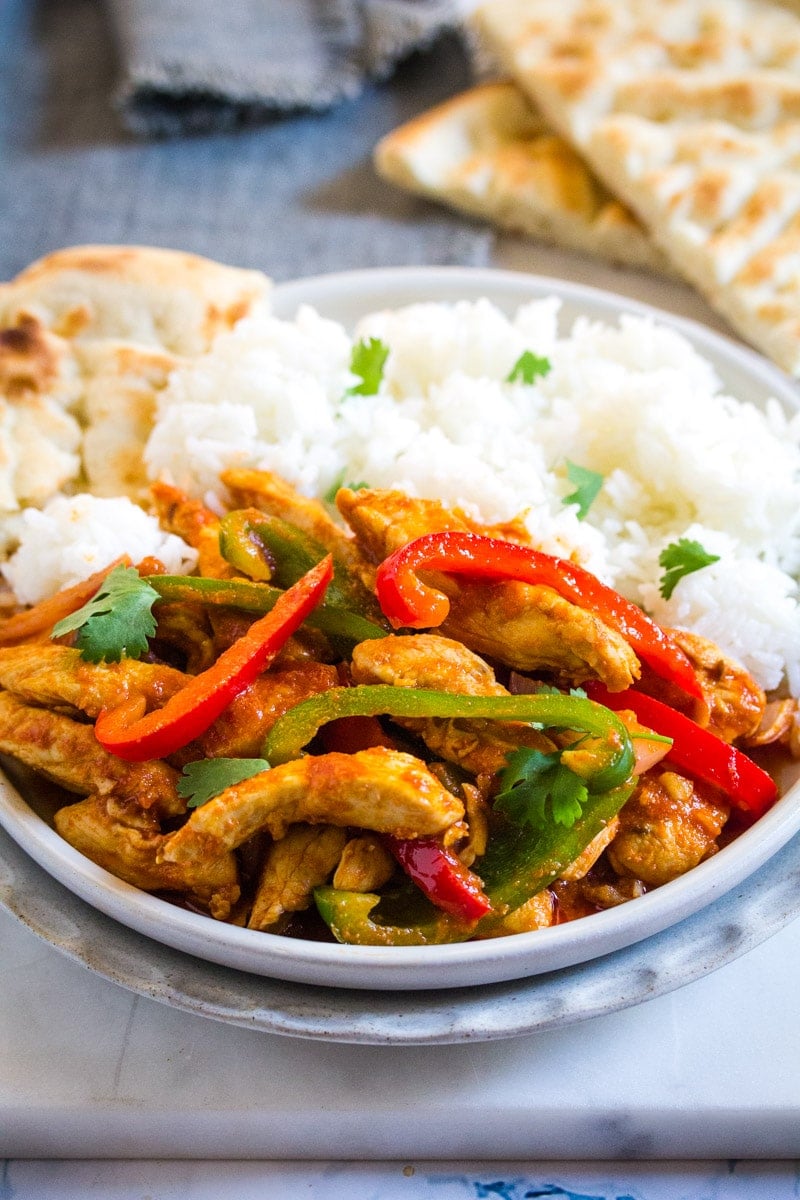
left=0, top=314, right=66, bottom=397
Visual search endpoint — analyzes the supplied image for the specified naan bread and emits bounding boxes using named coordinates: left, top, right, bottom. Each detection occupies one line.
left=374, top=80, right=669, bottom=272
left=0, top=245, right=272, bottom=523
left=0, top=244, right=270, bottom=355
left=0, top=316, right=81, bottom=527
left=473, top=0, right=800, bottom=373
left=77, top=340, right=183, bottom=502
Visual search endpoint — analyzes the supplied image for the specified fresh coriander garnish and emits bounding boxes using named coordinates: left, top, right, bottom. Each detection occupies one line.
left=323, top=473, right=369, bottom=504
left=178, top=757, right=271, bottom=808
left=658, top=537, right=720, bottom=600
left=346, top=337, right=390, bottom=395
left=506, top=350, right=551, bottom=384
left=51, top=564, right=159, bottom=663
left=563, top=460, right=603, bottom=520
left=493, top=746, right=588, bottom=829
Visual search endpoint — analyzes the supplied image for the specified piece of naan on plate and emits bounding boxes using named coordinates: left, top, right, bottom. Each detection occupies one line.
left=0, top=244, right=270, bottom=354
left=473, top=0, right=800, bottom=374
left=374, top=80, right=669, bottom=273
left=0, top=246, right=271, bottom=521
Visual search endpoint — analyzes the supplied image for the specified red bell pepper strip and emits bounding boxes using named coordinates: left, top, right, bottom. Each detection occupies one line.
left=94, top=556, right=333, bottom=763
left=383, top=834, right=492, bottom=922
left=586, top=682, right=778, bottom=819
left=375, top=531, right=704, bottom=709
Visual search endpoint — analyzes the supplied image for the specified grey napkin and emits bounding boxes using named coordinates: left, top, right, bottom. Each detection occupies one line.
left=109, top=0, right=462, bottom=136
left=1, top=0, right=492, bottom=286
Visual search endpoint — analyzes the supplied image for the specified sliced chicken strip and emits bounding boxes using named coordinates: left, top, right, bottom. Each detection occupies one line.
left=159, top=746, right=465, bottom=866
left=442, top=580, right=638, bottom=690
left=351, top=633, right=554, bottom=775
left=336, top=487, right=531, bottom=560
left=338, top=487, right=639, bottom=691
left=332, top=833, right=396, bottom=892
left=222, top=467, right=373, bottom=587
left=478, top=889, right=555, bottom=937
left=0, top=643, right=186, bottom=718
left=0, top=691, right=182, bottom=815
left=668, top=628, right=765, bottom=743
left=0, top=643, right=337, bottom=768
left=178, top=662, right=338, bottom=763
left=55, top=794, right=239, bottom=920
left=337, top=487, right=468, bottom=561
left=150, top=480, right=233, bottom=578
left=352, top=632, right=508, bottom=696
left=558, top=817, right=620, bottom=882
left=608, top=769, right=729, bottom=888
left=247, top=824, right=348, bottom=931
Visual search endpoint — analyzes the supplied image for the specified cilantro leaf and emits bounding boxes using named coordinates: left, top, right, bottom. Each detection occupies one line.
left=51, top=564, right=159, bottom=663
left=494, top=746, right=588, bottom=829
left=178, top=757, right=271, bottom=808
left=506, top=350, right=551, bottom=384
left=346, top=337, right=390, bottom=395
left=323, top=472, right=369, bottom=504
left=658, top=537, right=720, bottom=600
left=321, top=470, right=369, bottom=504
left=563, top=460, right=603, bottom=520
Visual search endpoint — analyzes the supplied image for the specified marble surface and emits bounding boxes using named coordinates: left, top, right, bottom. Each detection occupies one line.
left=3, top=1160, right=800, bottom=1199
left=3, top=891, right=800, bottom=1161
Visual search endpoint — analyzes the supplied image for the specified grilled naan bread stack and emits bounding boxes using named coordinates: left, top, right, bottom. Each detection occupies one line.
left=376, top=0, right=800, bottom=374
left=374, top=79, right=669, bottom=273
left=469, top=0, right=800, bottom=374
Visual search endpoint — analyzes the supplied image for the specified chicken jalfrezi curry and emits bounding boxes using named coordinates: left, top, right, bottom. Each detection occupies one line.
left=0, top=469, right=791, bottom=945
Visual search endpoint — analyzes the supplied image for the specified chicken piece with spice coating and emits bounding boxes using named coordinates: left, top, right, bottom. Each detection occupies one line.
left=351, top=632, right=555, bottom=775
left=247, top=824, right=348, bottom=932
left=150, top=480, right=234, bottom=579
left=668, top=628, right=765, bottom=743
left=338, top=487, right=640, bottom=692
left=0, top=643, right=187, bottom=718
left=222, top=466, right=374, bottom=588
left=159, top=746, right=465, bottom=866
left=0, top=690, right=183, bottom=815
left=608, top=768, right=729, bottom=887
left=177, top=662, right=339, bottom=764
left=56, top=793, right=240, bottom=919
left=0, top=691, right=239, bottom=917
left=332, top=833, right=396, bottom=892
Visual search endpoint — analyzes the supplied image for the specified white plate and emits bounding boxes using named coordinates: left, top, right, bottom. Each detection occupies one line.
left=1, top=266, right=799, bottom=994
left=4, top=817, right=800, bottom=1044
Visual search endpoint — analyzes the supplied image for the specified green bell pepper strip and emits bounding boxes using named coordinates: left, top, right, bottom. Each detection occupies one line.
left=313, top=779, right=635, bottom=945
left=314, top=886, right=472, bottom=946
left=215, top=510, right=274, bottom=582
left=264, top=682, right=635, bottom=942
left=476, top=779, right=635, bottom=914
left=143, top=574, right=385, bottom=647
left=263, top=684, right=635, bottom=795
left=218, top=509, right=385, bottom=625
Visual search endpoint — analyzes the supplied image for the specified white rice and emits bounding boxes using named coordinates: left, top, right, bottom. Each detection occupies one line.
left=2, top=495, right=198, bottom=605
left=8, top=294, right=800, bottom=696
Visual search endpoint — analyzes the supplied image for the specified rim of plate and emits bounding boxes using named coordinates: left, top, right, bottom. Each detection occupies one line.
left=1, top=265, right=798, bottom=993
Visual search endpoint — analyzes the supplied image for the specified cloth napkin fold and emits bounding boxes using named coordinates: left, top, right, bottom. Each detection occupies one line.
left=109, top=0, right=462, bottom=136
